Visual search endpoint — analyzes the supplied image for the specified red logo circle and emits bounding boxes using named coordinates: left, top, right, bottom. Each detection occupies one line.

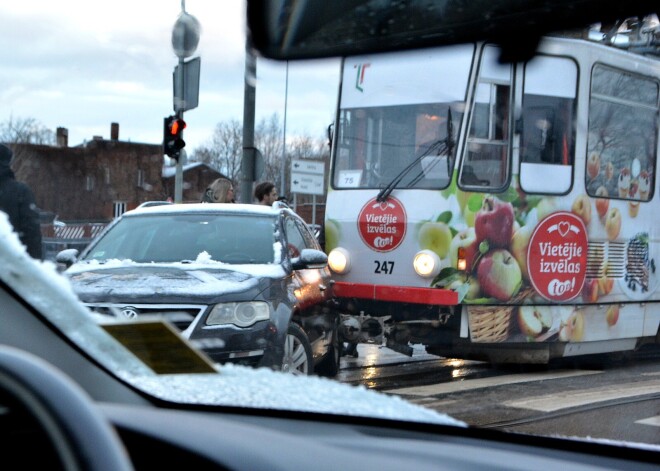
left=358, top=197, right=407, bottom=252
left=527, top=211, right=588, bottom=301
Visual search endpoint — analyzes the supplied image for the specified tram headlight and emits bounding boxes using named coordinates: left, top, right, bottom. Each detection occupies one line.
left=328, top=247, right=351, bottom=274
left=413, top=250, right=441, bottom=278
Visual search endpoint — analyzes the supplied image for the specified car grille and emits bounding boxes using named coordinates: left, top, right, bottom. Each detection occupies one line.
left=83, top=303, right=206, bottom=332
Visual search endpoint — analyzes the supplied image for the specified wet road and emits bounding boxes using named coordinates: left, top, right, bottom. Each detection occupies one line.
left=336, top=344, right=660, bottom=446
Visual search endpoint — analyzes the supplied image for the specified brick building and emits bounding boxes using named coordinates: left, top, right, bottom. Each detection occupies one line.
left=8, top=123, right=224, bottom=223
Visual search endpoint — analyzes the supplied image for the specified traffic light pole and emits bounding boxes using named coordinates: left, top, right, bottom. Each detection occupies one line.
left=174, top=57, right=185, bottom=203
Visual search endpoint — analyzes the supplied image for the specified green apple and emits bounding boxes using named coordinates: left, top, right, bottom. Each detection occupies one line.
left=510, top=224, right=534, bottom=281
left=418, top=222, right=452, bottom=259
left=462, top=194, right=483, bottom=227
left=535, top=197, right=557, bottom=222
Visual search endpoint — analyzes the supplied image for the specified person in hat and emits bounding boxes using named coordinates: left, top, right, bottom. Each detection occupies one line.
left=0, top=144, right=43, bottom=259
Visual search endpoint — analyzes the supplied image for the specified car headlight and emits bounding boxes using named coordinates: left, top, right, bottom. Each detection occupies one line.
left=328, top=247, right=351, bottom=274
left=206, top=302, right=270, bottom=328
left=413, top=250, right=441, bottom=278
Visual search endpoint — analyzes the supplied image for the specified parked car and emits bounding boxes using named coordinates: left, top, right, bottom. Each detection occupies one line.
left=57, top=202, right=341, bottom=376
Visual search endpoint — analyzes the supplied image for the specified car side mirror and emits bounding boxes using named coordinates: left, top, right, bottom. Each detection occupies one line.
left=291, top=248, right=328, bottom=270
left=55, top=248, right=79, bottom=268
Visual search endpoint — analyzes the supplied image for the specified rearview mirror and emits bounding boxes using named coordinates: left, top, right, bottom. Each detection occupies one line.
left=246, top=0, right=657, bottom=61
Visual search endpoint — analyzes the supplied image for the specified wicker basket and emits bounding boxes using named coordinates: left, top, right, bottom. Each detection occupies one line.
left=468, top=306, right=513, bottom=343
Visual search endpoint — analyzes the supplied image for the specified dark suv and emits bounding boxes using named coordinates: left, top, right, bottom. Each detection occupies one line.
left=57, top=202, right=340, bottom=376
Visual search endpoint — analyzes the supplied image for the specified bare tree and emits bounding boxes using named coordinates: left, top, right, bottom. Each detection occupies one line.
left=0, top=115, right=55, bottom=145
left=255, top=113, right=284, bottom=184
left=192, top=119, right=243, bottom=182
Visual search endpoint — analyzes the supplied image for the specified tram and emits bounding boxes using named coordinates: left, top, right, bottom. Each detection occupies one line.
left=324, top=24, right=660, bottom=362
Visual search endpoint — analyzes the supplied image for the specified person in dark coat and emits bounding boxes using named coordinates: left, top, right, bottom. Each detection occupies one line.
left=0, top=144, right=43, bottom=259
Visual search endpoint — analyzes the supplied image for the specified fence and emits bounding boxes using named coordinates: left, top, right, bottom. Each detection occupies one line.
left=41, top=223, right=108, bottom=261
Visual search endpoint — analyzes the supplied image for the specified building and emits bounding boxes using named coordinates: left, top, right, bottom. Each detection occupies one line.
left=8, top=123, right=224, bottom=223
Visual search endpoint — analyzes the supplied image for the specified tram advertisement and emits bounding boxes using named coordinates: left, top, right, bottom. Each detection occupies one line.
left=325, top=174, right=657, bottom=344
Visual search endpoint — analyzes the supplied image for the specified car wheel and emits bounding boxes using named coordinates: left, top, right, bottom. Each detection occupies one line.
left=315, top=325, right=340, bottom=377
left=282, top=323, right=313, bottom=375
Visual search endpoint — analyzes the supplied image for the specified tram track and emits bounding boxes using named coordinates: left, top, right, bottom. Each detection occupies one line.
left=479, top=392, right=660, bottom=430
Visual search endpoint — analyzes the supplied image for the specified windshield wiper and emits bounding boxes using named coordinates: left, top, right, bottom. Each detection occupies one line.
left=376, top=109, right=454, bottom=202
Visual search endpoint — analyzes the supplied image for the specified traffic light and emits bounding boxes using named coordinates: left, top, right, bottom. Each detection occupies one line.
left=163, top=115, right=186, bottom=159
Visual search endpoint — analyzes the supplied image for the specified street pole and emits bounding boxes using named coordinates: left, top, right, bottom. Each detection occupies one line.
left=241, top=38, right=257, bottom=204
left=280, top=61, right=288, bottom=198
left=174, top=57, right=185, bottom=203
left=170, top=3, right=199, bottom=203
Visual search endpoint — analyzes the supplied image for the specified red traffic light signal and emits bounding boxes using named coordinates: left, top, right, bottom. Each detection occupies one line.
left=163, top=115, right=186, bottom=159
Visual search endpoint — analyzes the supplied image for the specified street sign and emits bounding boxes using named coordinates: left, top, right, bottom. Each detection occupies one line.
left=173, top=56, right=201, bottom=112
left=290, top=159, right=325, bottom=196
left=291, top=172, right=324, bottom=196
left=292, top=159, right=324, bottom=175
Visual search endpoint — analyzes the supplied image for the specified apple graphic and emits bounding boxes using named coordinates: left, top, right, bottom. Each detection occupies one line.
left=605, top=207, right=621, bottom=241
left=598, top=261, right=614, bottom=296
left=510, top=224, right=534, bottom=281
left=566, top=311, right=585, bottom=341
left=477, top=249, right=522, bottom=301
left=474, top=196, right=515, bottom=248
left=418, top=221, right=452, bottom=259
left=587, top=153, right=600, bottom=179
left=606, top=305, right=619, bottom=327
left=449, top=227, right=479, bottom=272
left=594, top=186, right=609, bottom=219
left=571, top=194, right=592, bottom=226
left=518, top=305, right=553, bottom=337
left=465, top=276, right=481, bottom=300
left=582, top=278, right=599, bottom=303
left=535, top=197, right=557, bottom=222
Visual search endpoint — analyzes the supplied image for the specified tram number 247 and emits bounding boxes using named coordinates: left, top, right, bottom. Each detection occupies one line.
left=374, top=260, right=395, bottom=274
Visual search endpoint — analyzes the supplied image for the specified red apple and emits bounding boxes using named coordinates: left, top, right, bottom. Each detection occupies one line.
left=587, top=153, right=600, bottom=180
left=595, top=186, right=609, bottom=219
left=449, top=227, right=479, bottom=272
left=474, top=196, right=515, bottom=249
left=605, top=207, right=621, bottom=241
left=582, top=278, right=599, bottom=303
left=606, top=305, right=619, bottom=326
left=571, top=194, right=592, bottom=226
left=477, top=249, right=522, bottom=301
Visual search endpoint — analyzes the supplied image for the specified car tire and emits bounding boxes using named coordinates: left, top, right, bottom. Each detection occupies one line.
left=282, top=323, right=313, bottom=375
left=315, top=326, right=340, bottom=378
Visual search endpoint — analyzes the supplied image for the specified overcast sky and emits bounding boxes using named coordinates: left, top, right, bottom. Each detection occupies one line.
left=0, top=1, right=341, bottom=151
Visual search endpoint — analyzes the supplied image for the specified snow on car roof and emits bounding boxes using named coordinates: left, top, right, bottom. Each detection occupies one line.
left=127, top=203, right=282, bottom=217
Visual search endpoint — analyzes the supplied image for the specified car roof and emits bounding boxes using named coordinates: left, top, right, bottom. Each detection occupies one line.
left=125, top=202, right=284, bottom=218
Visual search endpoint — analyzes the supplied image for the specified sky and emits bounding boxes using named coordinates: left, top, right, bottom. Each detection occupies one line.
left=0, top=1, right=341, bottom=152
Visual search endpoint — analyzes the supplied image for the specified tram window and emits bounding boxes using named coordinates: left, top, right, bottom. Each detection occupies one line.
left=333, top=104, right=460, bottom=189
left=519, top=56, right=577, bottom=195
left=586, top=65, right=659, bottom=202
left=459, top=45, right=512, bottom=191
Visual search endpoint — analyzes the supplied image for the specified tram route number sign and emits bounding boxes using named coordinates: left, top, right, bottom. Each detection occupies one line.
left=291, top=159, right=325, bottom=196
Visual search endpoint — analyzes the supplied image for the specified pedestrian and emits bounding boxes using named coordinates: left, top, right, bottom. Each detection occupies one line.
left=0, top=144, right=43, bottom=259
left=254, top=181, right=278, bottom=206
left=201, top=177, right=235, bottom=203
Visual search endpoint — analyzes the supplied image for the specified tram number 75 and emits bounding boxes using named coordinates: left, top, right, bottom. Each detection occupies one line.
left=374, top=261, right=395, bottom=274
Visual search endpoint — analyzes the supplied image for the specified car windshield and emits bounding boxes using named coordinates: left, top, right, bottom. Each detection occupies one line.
left=82, top=211, right=278, bottom=264
left=1, top=0, right=659, bottom=456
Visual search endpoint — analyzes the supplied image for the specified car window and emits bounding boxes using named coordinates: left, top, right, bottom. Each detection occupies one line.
left=83, top=213, right=277, bottom=264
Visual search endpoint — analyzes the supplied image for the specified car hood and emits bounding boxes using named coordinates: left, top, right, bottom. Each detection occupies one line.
left=65, top=262, right=282, bottom=302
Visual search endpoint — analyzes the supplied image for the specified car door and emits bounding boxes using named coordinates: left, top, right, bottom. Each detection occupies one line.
left=283, top=215, right=332, bottom=309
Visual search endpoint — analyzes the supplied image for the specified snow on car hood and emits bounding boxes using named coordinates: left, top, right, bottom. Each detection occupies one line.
left=66, top=261, right=266, bottom=299
left=0, top=213, right=463, bottom=427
